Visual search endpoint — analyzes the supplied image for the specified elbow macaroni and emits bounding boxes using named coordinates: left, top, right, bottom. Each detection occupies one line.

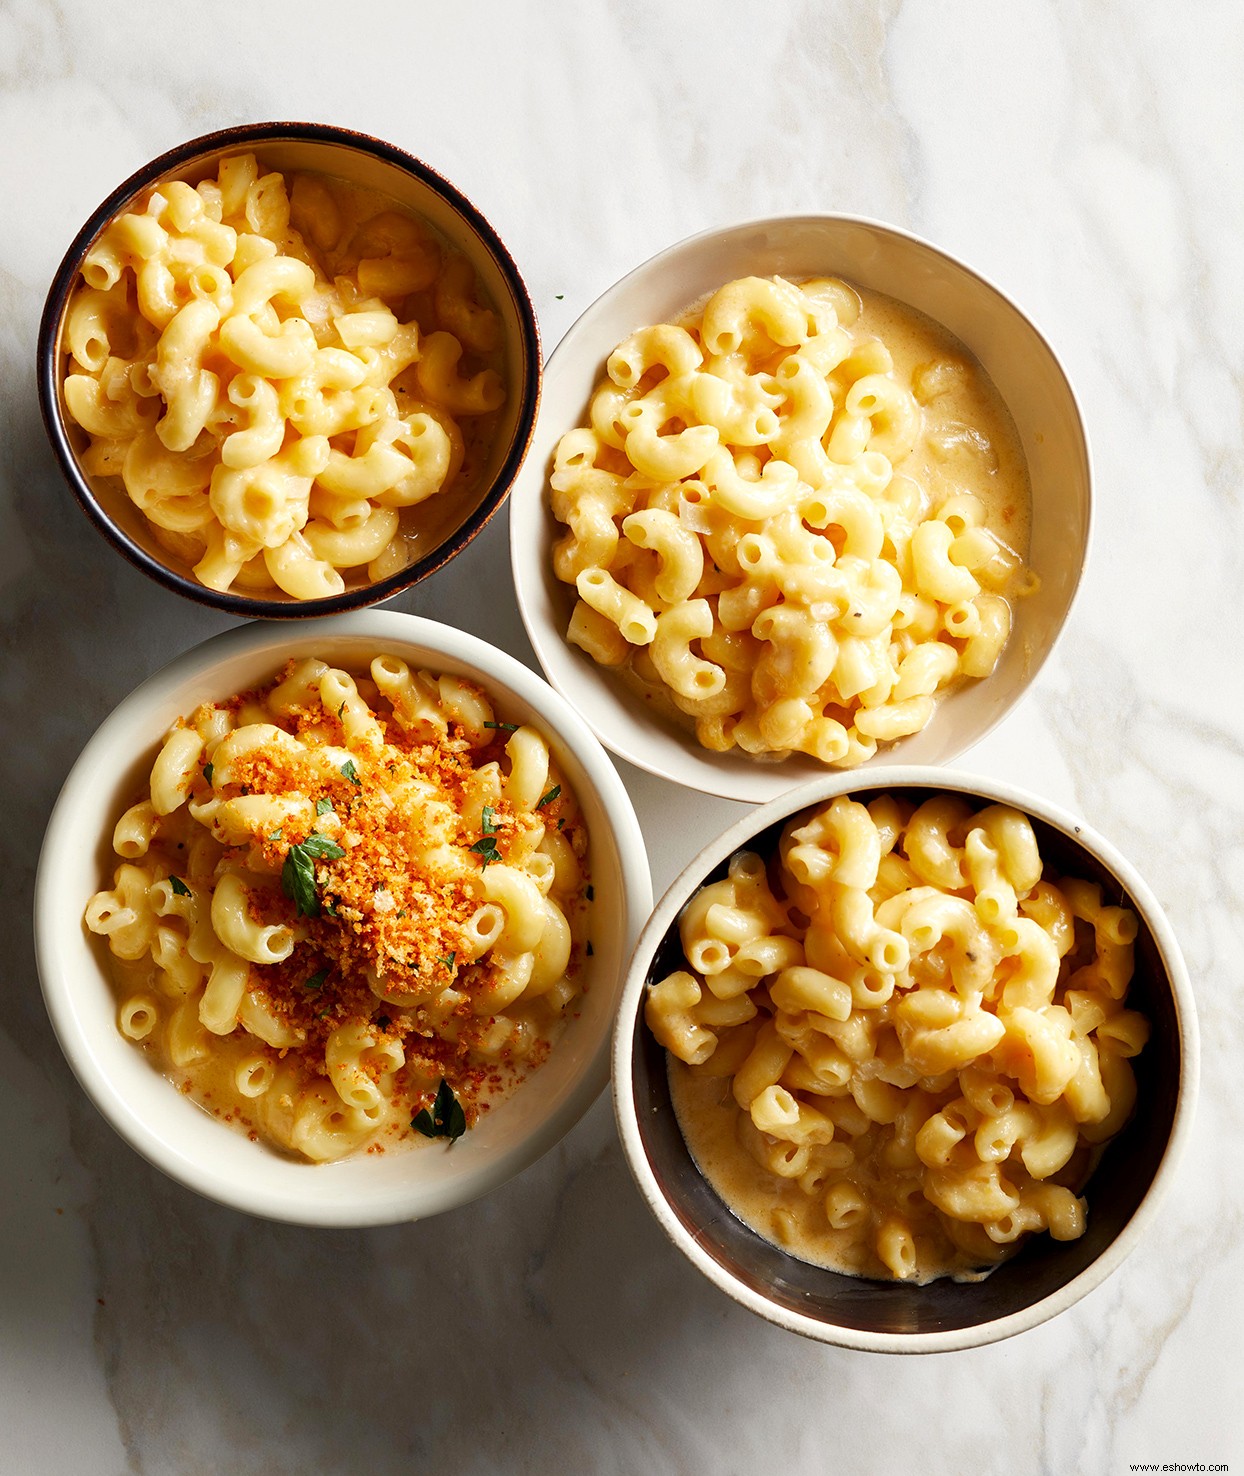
left=552, top=275, right=1034, bottom=766
left=86, top=654, right=591, bottom=1162
left=62, top=155, right=506, bottom=598
left=649, top=793, right=1148, bottom=1283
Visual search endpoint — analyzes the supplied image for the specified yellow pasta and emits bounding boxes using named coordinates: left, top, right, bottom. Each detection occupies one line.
left=552, top=275, right=1034, bottom=765
left=62, top=155, right=506, bottom=598
left=86, top=655, right=591, bottom=1162
left=649, top=793, right=1148, bottom=1283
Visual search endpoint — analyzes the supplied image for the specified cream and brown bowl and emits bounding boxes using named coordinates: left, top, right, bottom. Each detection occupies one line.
left=613, top=768, right=1197, bottom=1352
left=37, top=121, right=540, bottom=618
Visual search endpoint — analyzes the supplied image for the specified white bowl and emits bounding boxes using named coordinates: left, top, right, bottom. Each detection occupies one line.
left=510, top=215, right=1091, bottom=803
left=35, top=611, right=651, bottom=1226
left=613, top=768, right=1197, bottom=1352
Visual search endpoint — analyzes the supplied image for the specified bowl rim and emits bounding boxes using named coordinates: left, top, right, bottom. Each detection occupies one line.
left=510, top=211, right=1094, bottom=802
left=36, top=119, right=542, bottom=620
left=611, top=764, right=1198, bottom=1353
left=34, top=610, right=653, bottom=1225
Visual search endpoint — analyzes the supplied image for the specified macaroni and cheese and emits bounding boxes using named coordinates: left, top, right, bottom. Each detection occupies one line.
left=550, top=276, right=1033, bottom=766
left=647, top=793, right=1147, bottom=1282
left=61, top=154, right=505, bottom=598
left=86, top=655, right=590, bottom=1162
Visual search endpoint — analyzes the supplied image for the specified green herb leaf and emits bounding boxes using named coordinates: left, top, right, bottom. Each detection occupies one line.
left=555, top=294, right=564, bottom=300
left=316, top=797, right=333, bottom=816
left=438, top=951, right=457, bottom=970
left=281, top=834, right=347, bottom=917
left=469, top=834, right=502, bottom=867
left=337, top=700, right=346, bottom=718
left=536, top=785, right=561, bottom=809
left=305, top=968, right=329, bottom=990
left=269, top=829, right=282, bottom=842
left=412, top=1078, right=467, bottom=1141
left=340, top=759, right=361, bottom=785
left=169, top=876, right=191, bottom=897
left=483, top=721, right=518, bottom=732
left=202, top=762, right=214, bottom=786
left=481, top=805, right=497, bottom=834
left=302, top=833, right=346, bottom=859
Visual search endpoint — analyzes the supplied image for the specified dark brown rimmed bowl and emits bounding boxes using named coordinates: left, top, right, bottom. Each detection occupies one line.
left=37, top=121, right=541, bottom=618
left=613, top=768, right=1198, bottom=1353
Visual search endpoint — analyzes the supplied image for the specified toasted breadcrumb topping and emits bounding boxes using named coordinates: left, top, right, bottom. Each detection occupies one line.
left=186, top=661, right=589, bottom=1138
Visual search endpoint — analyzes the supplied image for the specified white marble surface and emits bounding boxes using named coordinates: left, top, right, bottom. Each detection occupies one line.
left=2, top=0, right=1241, bottom=1470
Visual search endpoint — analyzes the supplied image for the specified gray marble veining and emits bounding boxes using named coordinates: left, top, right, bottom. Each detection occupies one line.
left=2, top=0, right=1241, bottom=1470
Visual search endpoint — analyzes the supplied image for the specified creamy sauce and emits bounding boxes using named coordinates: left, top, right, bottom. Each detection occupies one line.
left=668, top=1058, right=1008, bottom=1284
left=854, top=282, right=1031, bottom=558
left=107, top=946, right=561, bottom=1159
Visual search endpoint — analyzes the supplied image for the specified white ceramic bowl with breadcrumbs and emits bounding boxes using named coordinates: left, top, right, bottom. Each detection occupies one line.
left=509, top=215, right=1091, bottom=803
left=34, top=611, right=651, bottom=1226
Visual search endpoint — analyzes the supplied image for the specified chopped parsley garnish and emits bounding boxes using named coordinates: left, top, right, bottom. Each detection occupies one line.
left=340, top=759, right=361, bottom=785
left=483, top=721, right=518, bottom=732
left=438, top=952, right=457, bottom=970
left=281, top=833, right=347, bottom=917
left=269, top=829, right=282, bottom=842
left=337, top=700, right=346, bottom=718
left=304, top=968, right=329, bottom=990
left=555, top=293, right=564, bottom=300
left=586, top=885, right=595, bottom=901
left=470, top=834, right=502, bottom=867
left=412, top=1078, right=466, bottom=1141
left=481, top=805, right=498, bottom=834
left=202, top=762, right=214, bottom=786
left=536, top=785, right=561, bottom=809
left=169, top=876, right=191, bottom=897
left=315, top=797, right=333, bottom=816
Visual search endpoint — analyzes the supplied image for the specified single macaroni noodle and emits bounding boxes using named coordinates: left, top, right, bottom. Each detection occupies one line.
left=648, top=793, right=1148, bottom=1282
left=86, top=655, right=590, bottom=1162
left=62, top=154, right=506, bottom=597
left=551, top=275, right=1034, bottom=765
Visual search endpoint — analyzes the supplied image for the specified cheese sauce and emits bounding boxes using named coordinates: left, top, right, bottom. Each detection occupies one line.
left=668, top=1058, right=1004, bottom=1284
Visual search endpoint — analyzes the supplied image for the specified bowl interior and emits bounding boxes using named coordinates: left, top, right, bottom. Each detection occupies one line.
left=37, top=615, right=646, bottom=1225
left=512, top=216, right=1090, bottom=802
left=625, top=783, right=1180, bottom=1340
left=43, top=127, right=539, bottom=613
